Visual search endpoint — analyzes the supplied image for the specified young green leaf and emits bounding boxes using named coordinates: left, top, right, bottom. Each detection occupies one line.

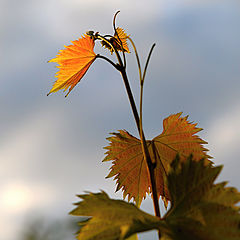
left=162, top=155, right=240, bottom=240
left=70, top=191, right=163, bottom=240
left=103, top=113, right=211, bottom=205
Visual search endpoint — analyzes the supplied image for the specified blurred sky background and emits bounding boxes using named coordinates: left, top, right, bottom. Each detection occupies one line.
left=1, top=0, right=240, bottom=239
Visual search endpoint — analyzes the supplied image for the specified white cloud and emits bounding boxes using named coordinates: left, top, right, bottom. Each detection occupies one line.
left=205, top=100, right=240, bottom=188
left=0, top=107, right=65, bottom=177
left=0, top=181, right=56, bottom=240
left=0, top=106, right=65, bottom=240
left=1, top=1, right=240, bottom=240
left=207, top=101, right=240, bottom=159
left=0, top=182, right=55, bottom=214
left=62, top=0, right=163, bottom=17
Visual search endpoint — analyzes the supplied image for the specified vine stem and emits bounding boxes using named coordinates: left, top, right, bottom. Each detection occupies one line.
left=126, top=38, right=161, bottom=222
left=118, top=65, right=161, bottom=240
left=96, top=24, right=161, bottom=238
left=118, top=66, right=161, bottom=220
left=137, top=43, right=161, bottom=239
left=96, top=54, right=118, bottom=69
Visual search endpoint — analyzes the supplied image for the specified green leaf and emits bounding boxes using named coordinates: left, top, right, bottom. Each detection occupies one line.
left=70, top=158, right=240, bottom=240
left=70, top=191, right=163, bottom=240
left=162, top=155, right=240, bottom=240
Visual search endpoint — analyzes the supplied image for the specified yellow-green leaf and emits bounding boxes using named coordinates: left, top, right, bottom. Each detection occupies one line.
left=70, top=158, right=240, bottom=240
left=70, top=191, right=162, bottom=240
left=162, top=155, right=240, bottom=240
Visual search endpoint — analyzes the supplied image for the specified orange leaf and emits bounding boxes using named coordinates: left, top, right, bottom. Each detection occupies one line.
left=103, top=113, right=211, bottom=206
left=114, top=27, right=130, bottom=53
left=101, top=27, right=130, bottom=54
left=104, top=130, right=150, bottom=206
left=48, top=34, right=96, bottom=97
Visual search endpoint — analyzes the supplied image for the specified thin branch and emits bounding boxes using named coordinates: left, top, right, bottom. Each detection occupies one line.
left=128, top=37, right=142, bottom=84
left=96, top=34, right=124, bottom=71
left=96, top=54, right=118, bottom=69
left=113, top=10, right=121, bottom=29
left=96, top=35, right=115, bottom=53
left=98, top=17, right=161, bottom=236
left=119, top=67, right=161, bottom=222
left=103, top=34, right=114, bottom=38
left=142, top=43, right=156, bottom=84
left=119, top=67, right=141, bottom=132
left=118, top=39, right=161, bottom=238
left=113, top=11, right=127, bottom=68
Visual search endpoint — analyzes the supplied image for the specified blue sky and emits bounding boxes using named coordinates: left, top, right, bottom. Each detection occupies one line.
left=1, top=1, right=240, bottom=239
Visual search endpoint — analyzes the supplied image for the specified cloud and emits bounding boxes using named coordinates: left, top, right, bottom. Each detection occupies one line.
left=0, top=105, right=96, bottom=239
left=207, top=100, right=240, bottom=160
left=0, top=106, right=65, bottom=177
left=1, top=182, right=55, bottom=214
left=1, top=1, right=240, bottom=240
left=204, top=100, right=240, bottom=188
left=0, top=180, right=56, bottom=240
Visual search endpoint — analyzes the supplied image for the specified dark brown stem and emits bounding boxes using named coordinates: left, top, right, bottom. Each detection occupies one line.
left=96, top=55, right=118, bottom=69
left=113, top=11, right=127, bottom=68
left=142, top=43, right=156, bottom=84
left=119, top=68, right=140, bottom=131
left=119, top=66, right=161, bottom=222
left=97, top=28, right=161, bottom=238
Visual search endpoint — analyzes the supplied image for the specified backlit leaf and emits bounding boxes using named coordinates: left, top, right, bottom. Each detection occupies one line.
left=162, top=155, right=240, bottom=240
left=48, top=34, right=96, bottom=97
left=70, top=191, right=162, bottom=240
left=103, top=130, right=150, bottom=206
left=103, top=113, right=210, bottom=206
left=70, top=158, right=240, bottom=240
left=101, top=27, right=130, bottom=54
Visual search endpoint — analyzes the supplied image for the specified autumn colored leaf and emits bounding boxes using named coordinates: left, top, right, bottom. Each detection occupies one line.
left=48, top=34, right=96, bottom=97
left=70, top=191, right=162, bottom=240
left=103, top=113, right=211, bottom=206
left=102, top=27, right=130, bottom=54
left=162, top=155, right=240, bottom=240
